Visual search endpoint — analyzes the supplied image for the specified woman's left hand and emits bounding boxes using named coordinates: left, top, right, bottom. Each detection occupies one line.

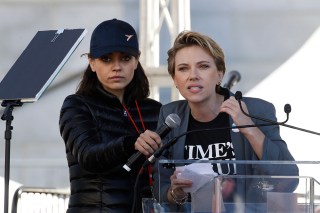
left=220, top=96, right=253, bottom=127
left=220, top=96, right=266, bottom=159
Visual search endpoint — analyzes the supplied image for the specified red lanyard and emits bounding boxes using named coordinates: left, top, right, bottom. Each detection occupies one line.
left=122, top=100, right=154, bottom=186
left=122, top=100, right=146, bottom=134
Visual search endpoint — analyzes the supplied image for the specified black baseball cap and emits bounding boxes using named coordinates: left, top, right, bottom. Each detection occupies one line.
left=90, top=19, right=140, bottom=58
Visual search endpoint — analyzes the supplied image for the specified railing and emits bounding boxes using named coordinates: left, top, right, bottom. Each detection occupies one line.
left=11, top=186, right=69, bottom=213
left=11, top=186, right=318, bottom=213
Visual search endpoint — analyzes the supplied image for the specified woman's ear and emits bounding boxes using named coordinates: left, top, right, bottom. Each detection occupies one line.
left=134, top=58, right=139, bottom=70
left=89, top=58, right=96, bottom=72
left=135, top=52, right=141, bottom=70
left=173, top=77, right=178, bottom=89
left=218, top=71, right=224, bottom=83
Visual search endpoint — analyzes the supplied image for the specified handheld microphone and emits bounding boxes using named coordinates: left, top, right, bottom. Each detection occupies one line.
left=223, top=70, right=241, bottom=90
left=123, top=113, right=181, bottom=172
left=235, top=91, right=320, bottom=136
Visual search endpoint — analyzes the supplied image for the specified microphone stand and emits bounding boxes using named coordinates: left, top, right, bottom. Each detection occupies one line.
left=1, top=100, right=23, bottom=213
left=131, top=167, right=143, bottom=213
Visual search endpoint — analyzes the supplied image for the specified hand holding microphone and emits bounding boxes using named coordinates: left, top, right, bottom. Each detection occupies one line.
left=220, top=95, right=254, bottom=128
left=123, top=113, right=181, bottom=172
left=135, top=130, right=162, bottom=156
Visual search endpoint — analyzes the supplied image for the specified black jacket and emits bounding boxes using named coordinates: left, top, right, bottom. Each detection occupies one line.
left=59, top=86, right=161, bottom=213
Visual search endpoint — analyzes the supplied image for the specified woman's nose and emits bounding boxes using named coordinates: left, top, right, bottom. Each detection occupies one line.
left=112, top=59, right=121, bottom=71
left=188, top=67, right=199, bottom=80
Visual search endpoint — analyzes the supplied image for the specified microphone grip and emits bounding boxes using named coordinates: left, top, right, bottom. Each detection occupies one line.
left=123, top=151, right=143, bottom=172
left=147, top=148, right=164, bottom=164
left=124, top=125, right=169, bottom=171
left=147, top=137, right=179, bottom=164
left=123, top=122, right=175, bottom=172
left=156, top=124, right=170, bottom=137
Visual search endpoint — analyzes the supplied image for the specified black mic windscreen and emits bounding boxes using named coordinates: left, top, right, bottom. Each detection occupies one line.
left=223, top=70, right=241, bottom=90
left=284, top=104, right=291, bottom=113
left=235, top=91, right=243, bottom=100
left=230, top=70, right=241, bottom=81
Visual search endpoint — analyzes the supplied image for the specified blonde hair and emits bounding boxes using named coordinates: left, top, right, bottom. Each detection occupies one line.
left=167, top=30, right=226, bottom=77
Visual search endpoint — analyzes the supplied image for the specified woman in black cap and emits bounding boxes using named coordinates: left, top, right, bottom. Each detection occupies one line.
left=59, top=19, right=162, bottom=213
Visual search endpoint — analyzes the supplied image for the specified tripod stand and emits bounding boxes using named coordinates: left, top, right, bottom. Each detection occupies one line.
left=1, top=100, right=23, bottom=213
left=0, top=28, right=86, bottom=213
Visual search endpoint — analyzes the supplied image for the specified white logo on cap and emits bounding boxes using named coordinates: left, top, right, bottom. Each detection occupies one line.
left=125, top=35, right=133, bottom=41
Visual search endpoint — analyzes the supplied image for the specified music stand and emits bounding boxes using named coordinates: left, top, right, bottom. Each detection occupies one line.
left=0, top=28, right=87, bottom=213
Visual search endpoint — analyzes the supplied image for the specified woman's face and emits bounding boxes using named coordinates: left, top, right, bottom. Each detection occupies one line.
left=89, top=52, right=138, bottom=100
left=173, top=45, right=223, bottom=104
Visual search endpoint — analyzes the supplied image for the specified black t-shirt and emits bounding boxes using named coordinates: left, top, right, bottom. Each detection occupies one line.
left=184, top=92, right=237, bottom=175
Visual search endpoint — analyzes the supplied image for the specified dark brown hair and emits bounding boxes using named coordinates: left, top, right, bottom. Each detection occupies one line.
left=76, top=55, right=150, bottom=105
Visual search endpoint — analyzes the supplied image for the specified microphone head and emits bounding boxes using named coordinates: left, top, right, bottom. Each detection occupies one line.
left=235, top=91, right=243, bottom=100
left=165, top=113, right=181, bottom=128
left=284, top=104, right=291, bottom=113
left=223, top=70, right=241, bottom=90
left=230, top=70, right=241, bottom=81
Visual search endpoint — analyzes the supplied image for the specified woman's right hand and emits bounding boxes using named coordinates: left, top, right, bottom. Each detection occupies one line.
left=168, top=171, right=193, bottom=203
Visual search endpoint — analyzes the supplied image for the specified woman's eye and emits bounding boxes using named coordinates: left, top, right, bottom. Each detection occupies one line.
left=99, top=57, right=111, bottom=62
left=177, top=66, right=188, bottom=72
left=122, top=55, right=132, bottom=61
left=199, top=64, right=209, bottom=69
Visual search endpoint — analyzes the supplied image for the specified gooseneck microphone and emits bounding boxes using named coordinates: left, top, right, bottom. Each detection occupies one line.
left=123, top=113, right=181, bottom=172
left=223, top=70, right=241, bottom=90
left=234, top=91, right=291, bottom=125
left=142, top=91, right=320, bottom=168
left=235, top=91, right=320, bottom=136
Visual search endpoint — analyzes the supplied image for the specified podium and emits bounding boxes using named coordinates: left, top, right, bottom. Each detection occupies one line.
left=142, top=160, right=320, bottom=213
